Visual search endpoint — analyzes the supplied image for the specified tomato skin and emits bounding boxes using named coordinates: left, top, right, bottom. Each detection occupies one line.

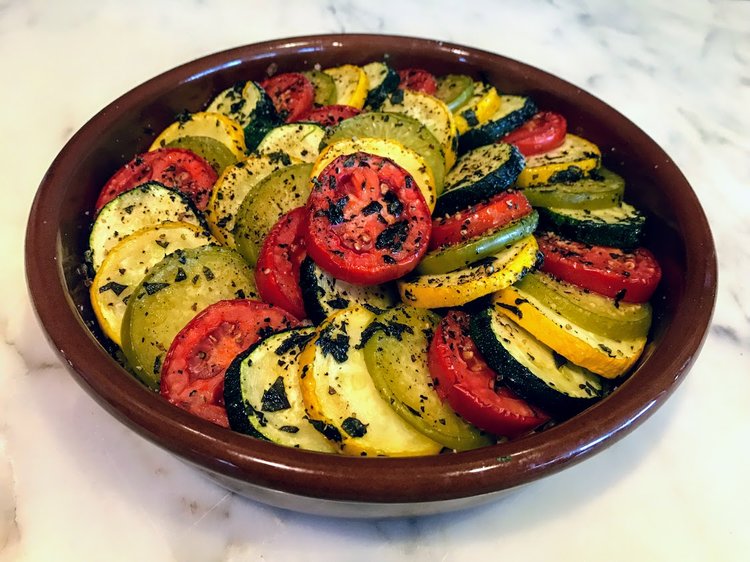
left=95, top=147, right=217, bottom=211
left=398, top=68, right=438, bottom=95
left=429, top=191, right=533, bottom=250
left=255, top=207, right=308, bottom=320
left=260, top=72, right=315, bottom=123
left=502, top=111, right=567, bottom=157
left=304, top=152, right=432, bottom=285
left=298, top=104, right=361, bottom=127
left=160, top=299, right=299, bottom=426
left=428, top=311, right=549, bottom=438
left=537, top=232, right=662, bottom=303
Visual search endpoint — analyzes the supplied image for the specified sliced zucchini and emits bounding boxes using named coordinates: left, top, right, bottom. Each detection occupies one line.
left=434, top=74, right=474, bottom=112
left=299, top=256, right=398, bottom=324
left=206, top=153, right=297, bottom=246
left=90, top=222, right=213, bottom=346
left=515, top=134, right=601, bottom=188
left=492, top=284, right=647, bottom=378
left=256, top=122, right=325, bottom=163
left=223, top=327, right=336, bottom=453
left=233, top=163, right=313, bottom=267
left=519, top=167, right=625, bottom=210
left=150, top=111, right=247, bottom=173
left=452, top=81, right=502, bottom=135
left=322, top=64, right=369, bottom=109
left=362, top=61, right=399, bottom=109
left=120, top=245, right=258, bottom=389
left=361, top=305, right=492, bottom=451
left=88, top=182, right=205, bottom=271
left=206, top=80, right=275, bottom=129
left=457, top=95, right=538, bottom=154
left=381, top=88, right=458, bottom=170
left=301, top=70, right=338, bottom=106
left=311, top=137, right=437, bottom=212
left=298, top=306, right=443, bottom=456
left=434, top=142, right=525, bottom=216
left=538, top=202, right=645, bottom=249
left=514, top=271, right=653, bottom=340
left=417, top=211, right=538, bottom=275
left=398, top=235, right=539, bottom=308
left=470, top=305, right=610, bottom=418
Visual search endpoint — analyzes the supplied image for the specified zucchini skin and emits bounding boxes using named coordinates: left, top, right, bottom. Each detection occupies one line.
left=457, top=97, right=537, bottom=154
left=469, top=308, right=608, bottom=418
left=224, top=344, right=270, bottom=440
left=537, top=205, right=645, bottom=250
left=364, top=63, right=400, bottom=109
left=434, top=144, right=526, bottom=216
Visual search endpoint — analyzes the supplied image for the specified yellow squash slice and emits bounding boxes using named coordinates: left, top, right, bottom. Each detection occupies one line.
left=323, top=64, right=369, bottom=109
left=515, top=134, right=601, bottom=188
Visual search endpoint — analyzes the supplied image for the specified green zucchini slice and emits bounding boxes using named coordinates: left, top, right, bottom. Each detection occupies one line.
left=233, top=163, right=313, bottom=267
left=434, top=142, right=525, bottom=216
left=538, top=202, right=646, bottom=249
left=120, top=245, right=257, bottom=389
left=256, top=122, right=325, bottom=163
left=299, top=257, right=398, bottom=325
left=302, top=70, right=338, bottom=106
left=223, top=327, right=336, bottom=452
left=361, top=305, right=492, bottom=451
left=362, top=61, right=399, bottom=109
left=435, top=74, right=474, bottom=112
left=458, top=95, right=537, bottom=154
left=470, top=304, right=610, bottom=418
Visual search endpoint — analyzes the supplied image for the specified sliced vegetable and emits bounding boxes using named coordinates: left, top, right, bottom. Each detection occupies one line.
left=233, top=163, right=313, bottom=267
left=515, top=134, right=601, bottom=188
left=502, top=111, right=567, bottom=157
left=95, top=148, right=217, bottom=212
left=305, top=151, right=432, bottom=285
left=298, top=306, right=443, bottom=456
left=514, top=271, right=653, bottom=340
left=434, top=142, right=525, bottom=216
left=88, top=181, right=205, bottom=271
left=256, top=122, right=325, bottom=163
left=398, top=235, right=539, bottom=308
left=259, top=72, right=315, bottom=122
left=298, top=104, right=361, bottom=128
left=538, top=202, right=645, bottom=249
left=90, top=222, right=213, bottom=346
left=362, top=61, right=399, bottom=109
left=322, top=64, right=369, bottom=109
left=255, top=207, right=308, bottom=320
left=323, top=111, right=445, bottom=197
left=160, top=299, right=299, bottom=427
left=416, top=211, right=538, bottom=275
left=398, top=68, right=437, bottom=95
left=120, top=245, right=258, bottom=389
left=537, top=232, right=662, bottom=303
left=452, top=81, right=502, bottom=135
left=206, top=80, right=277, bottom=130
left=458, top=95, right=538, bottom=154
left=301, top=70, right=338, bottom=106
left=491, top=283, right=647, bottom=378
left=299, top=256, right=397, bottom=325
left=519, top=167, right=625, bottom=210
left=434, top=74, right=474, bottom=112
left=362, top=305, right=491, bottom=450
left=428, top=310, right=549, bottom=437
left=470, top=305, right=610, bottom=418
left=224, top=327, right=336, bottom=452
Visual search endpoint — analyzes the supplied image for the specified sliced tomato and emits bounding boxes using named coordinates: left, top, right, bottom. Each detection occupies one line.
left=260, top=72, right=315, bottom=123
left=428, top=310, right=549, bottom=438
left=502, top=111, right=567, bottom=157
left=298, top=104, right=361, bottom=127
left=160, top=299, right=299, bottom=427
left=429, top=191, right=533, bottom=250
left=255, top=207, right=308, bottom=320
left=95, top=147, right=217, bottom=211
left=398, top=68, right=437, bottom=95
left=537, top=232, right=662, bottom=303
left=304, top=152, right=431, bottom=285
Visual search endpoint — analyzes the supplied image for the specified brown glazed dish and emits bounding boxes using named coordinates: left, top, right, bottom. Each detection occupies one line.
left=25, top=34, right=717, bottom=517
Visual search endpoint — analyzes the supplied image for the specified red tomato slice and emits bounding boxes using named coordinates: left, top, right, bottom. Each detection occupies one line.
left=429, top=191, right=533, bottom=250
left=502, top=111, right=567, bottom=157
left=537, top=232, right=662, bottom=303
left=428, top=311, right=549, bottom=438
left=255, top=207, right=308, bottom=320
left=95, top=147, right=217, bottom=211
left=160, top=299, right=299, bottom=427
left=260, top=72, right=315, bottom=123
left=398, top=68, right=437, bottom=95
left=298, top=104, right=361, bottom=127
left=304, top=152, right=432, bottom=285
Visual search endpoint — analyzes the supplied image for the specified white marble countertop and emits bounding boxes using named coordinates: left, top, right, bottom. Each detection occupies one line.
left=2, top=0, right=749, bottom=560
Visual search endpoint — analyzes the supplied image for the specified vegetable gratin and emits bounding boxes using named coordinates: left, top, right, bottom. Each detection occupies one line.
left=86, top=59, right=662, bottom=457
